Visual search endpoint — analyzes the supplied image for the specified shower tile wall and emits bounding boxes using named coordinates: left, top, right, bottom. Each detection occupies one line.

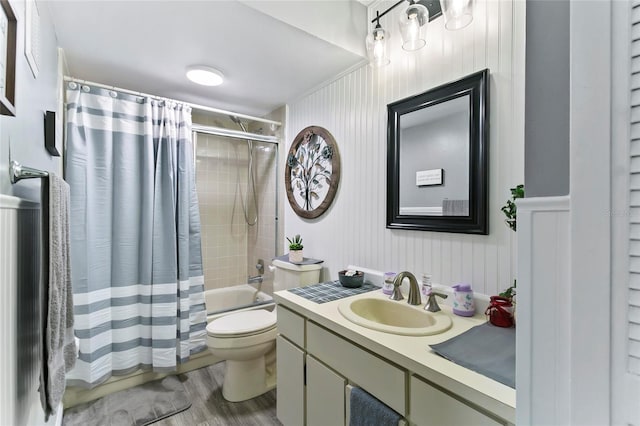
left=196, top=134, right=249, bottom=291
left=193, top=111, right=281, bottom=295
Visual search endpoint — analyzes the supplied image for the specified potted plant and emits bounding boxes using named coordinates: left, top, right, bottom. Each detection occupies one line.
left=501, top=184, right=524, bottom=231
left=496, top=184, right=524, bottom=325
left=287, top=234, right=304, bottom=263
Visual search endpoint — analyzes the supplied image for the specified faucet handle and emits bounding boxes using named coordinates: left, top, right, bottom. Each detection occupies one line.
left=425, top=291, right=448, bottom=312
left=389, top=275, right=404, bottom=301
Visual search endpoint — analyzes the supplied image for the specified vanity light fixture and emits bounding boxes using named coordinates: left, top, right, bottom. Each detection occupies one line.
left=186, top=65, right=224, bottom=86
left=366, top=11, right=390, bottom=67
left=366, top=0, right=475, bottom=67
left=440, top=0, right=474, bottom=30
left=399, top=0, right=429, bottom=51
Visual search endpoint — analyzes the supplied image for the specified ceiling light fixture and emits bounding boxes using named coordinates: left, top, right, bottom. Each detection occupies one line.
left=366, top=0, right=474, bottom=67
left=186, top=66, right=224, bottom=86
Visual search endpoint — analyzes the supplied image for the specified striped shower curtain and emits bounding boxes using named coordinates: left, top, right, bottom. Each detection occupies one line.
left=64, top=84, right=206, bottom=387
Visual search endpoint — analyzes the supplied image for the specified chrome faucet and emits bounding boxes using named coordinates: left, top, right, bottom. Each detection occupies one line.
left=248, top=275, right=263, bottom=284
left=392, top=271, right=421, bottom=306
left=248, top=274, right=264, bottom=302
left=424, top=291, right=448, bottom=312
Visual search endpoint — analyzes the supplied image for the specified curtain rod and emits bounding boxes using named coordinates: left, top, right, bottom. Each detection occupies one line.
left=192, top=124, right=279, bottom=144
left=63, top=76, right=282, bottom=128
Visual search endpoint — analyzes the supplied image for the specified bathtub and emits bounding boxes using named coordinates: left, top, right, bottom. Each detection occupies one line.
left=204, top=284, right=275, bottom=323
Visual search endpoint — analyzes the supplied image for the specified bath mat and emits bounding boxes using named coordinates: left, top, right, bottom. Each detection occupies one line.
left=63, top=375, right=191, bottom=426
left=430, top=322, right=515, bottom=389
left=289, top=280, right=378, bottom=303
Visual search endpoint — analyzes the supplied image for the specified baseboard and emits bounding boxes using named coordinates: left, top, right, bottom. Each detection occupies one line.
left=63, top=352, right=220, bottom=409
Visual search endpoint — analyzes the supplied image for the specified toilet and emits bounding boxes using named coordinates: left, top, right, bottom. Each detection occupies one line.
left=206, top=259, right=322, bottom=402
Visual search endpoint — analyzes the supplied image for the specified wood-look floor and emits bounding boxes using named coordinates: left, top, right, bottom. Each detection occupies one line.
left=66, top=363, right=282, bottom=426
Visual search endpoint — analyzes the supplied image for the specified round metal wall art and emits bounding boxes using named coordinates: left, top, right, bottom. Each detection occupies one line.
left=285, top=126, right=341, bottom=219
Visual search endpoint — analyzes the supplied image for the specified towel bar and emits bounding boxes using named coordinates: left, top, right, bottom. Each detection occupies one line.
left=9, top=160, right=49, bottom=184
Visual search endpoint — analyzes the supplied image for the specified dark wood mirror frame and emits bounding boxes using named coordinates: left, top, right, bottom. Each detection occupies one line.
left=387, top=69, right=489, bottom=234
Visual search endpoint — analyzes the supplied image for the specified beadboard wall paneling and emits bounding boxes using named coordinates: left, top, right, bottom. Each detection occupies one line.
left=0, top=195, right=49, bottom=426
left=285, top=0, right=525, bottom=296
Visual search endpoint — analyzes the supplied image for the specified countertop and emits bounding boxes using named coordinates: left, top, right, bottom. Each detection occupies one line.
left=274, top=287, right=516, bottom=424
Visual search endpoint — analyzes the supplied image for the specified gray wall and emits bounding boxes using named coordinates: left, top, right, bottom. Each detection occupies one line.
left=0, top=2, right=61, bottom=202
left=399, top=112, right=469, bottom=208
left=525, top=0, right=570, bottom=197
left=0, top=3, right=61, bottom=425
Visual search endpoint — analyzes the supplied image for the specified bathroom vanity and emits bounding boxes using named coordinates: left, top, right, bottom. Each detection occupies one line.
left=274, top=289, right=515, bottom=426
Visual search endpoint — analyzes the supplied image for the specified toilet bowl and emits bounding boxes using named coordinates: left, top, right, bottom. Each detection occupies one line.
left=207, top=259, right=323, bottom=402
left=207, top=309, right=278, bottom=402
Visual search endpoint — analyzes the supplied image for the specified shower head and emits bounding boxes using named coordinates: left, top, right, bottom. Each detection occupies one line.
left=230, top=115, right=248, bottom=133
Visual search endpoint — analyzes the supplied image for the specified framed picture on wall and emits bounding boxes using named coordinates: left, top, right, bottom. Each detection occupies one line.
left=0, top=0, right=16, bottom=116
left=285, top=126, right=341, bottom=219
left=25, top=0, right=40, bottom=78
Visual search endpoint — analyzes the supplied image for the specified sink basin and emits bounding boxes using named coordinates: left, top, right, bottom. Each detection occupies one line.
left=338, top=297, right=452, bottom=336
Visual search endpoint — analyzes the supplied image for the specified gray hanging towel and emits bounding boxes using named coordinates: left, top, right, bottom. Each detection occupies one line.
left=45, top=173, right=76, bottom=415
left=349, top=387, right=401, bottom=426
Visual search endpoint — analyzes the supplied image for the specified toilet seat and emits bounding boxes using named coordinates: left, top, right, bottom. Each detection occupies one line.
left=207, top=309, right=277, bottom=338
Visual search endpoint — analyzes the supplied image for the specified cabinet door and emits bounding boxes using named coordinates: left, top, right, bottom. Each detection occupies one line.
left=277, top=336, right=305, bottom=426
left=306, top=355, right=346, bottom=426
left=410, top=376, right=505, bottom=426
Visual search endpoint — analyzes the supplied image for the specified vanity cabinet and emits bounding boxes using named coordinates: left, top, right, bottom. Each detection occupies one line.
left=276, top=303, right=511, bottom=426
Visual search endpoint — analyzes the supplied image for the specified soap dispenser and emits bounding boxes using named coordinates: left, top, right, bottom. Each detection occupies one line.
left=451, top=283, right=475, bottom=317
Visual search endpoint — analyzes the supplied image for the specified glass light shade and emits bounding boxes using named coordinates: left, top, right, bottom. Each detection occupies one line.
left=366, top=26, right=390, bottom=67
left=399, top=2, right=429, bottom=51
left=186, top=66, right=224, bottom=86
left=440, top=0, right=474, bottom=30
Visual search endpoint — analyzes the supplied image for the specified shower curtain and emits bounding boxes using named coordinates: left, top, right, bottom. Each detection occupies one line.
left=64, top=84, right=206, bottom=387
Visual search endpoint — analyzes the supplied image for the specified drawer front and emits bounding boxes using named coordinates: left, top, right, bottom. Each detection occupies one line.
left=307, top=322, right=406, bottom=416
left=277, top=305, right=305, bottom=347
left=410, top=376, right=505, bottom=426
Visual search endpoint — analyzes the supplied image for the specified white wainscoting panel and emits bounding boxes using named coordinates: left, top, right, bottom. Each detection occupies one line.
left=0, top=194, right=53, bottom=426
left=516, top=196, right=570, bottom=425
left=285, top=0, right=525, bottom=297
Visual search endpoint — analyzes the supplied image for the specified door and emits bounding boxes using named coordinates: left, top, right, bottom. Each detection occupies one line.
left=277, top=336, right=305, bottom=426
left=612, top=1, right=640, bottom=423
left=306, top=355, right=346, bottom=426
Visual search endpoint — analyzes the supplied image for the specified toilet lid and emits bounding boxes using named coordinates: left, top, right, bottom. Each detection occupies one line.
left=207, top=309, right=276, bottom=337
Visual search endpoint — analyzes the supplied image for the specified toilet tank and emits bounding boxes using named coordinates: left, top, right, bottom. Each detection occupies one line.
left=272, top=259, right=323, bottom=292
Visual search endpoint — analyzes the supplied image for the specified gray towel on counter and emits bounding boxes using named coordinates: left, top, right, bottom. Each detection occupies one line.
left=349, top=387, right=401, bottom=426
left=430, top=322, right=515, bottom=388
left=45, top=173, right=76, bottom=415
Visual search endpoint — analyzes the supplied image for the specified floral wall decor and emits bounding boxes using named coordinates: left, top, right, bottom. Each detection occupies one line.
left=285, top=126, right=341, bottom=219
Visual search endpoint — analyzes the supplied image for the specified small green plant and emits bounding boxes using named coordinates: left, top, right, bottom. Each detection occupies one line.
left=287, top=234, right=303, bottom=251
left=501, top=184, right=524, bottom=231
left=499, top=279, right=517, bottom=301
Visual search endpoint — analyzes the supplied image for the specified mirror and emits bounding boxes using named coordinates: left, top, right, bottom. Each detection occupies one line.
left=387, top=69, right=489, bottom=234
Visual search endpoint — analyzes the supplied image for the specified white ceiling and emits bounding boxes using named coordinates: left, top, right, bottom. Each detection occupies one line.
left=47, top=0, right=368, bottom=117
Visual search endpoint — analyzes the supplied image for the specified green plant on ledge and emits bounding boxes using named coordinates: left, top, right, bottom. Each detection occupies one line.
left=287, top=234, right=303, bottom=251
left=499, top=279, right=517, bottom=301
left=501, top=184, right=524, bottom=232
